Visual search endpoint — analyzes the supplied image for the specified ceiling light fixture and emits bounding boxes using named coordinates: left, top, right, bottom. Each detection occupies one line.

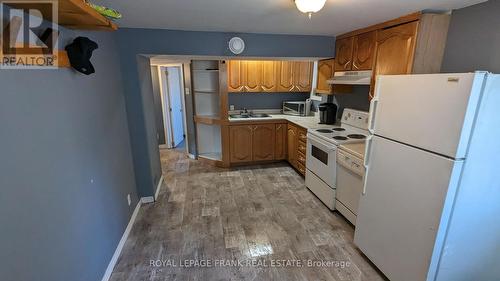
left=294, top=0, right=327, bottom=19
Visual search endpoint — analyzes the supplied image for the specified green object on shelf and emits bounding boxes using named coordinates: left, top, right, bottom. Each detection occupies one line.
left=87, top=2, right=122, bottom=20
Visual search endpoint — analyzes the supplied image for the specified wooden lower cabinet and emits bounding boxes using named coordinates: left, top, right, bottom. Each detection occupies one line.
left=252, top=124, right=275, bottom=161
left=287, top=124, right=298, bottom=167
left=229, top=125, right=253, bottom=163
left=286, top=123, right=307, bottom=176
left=275, top=123, right=287, bottom=160
left=229, top=121, right=306, bottom=176
left=229, top=123, right=286, bottom=163
left=296, top=162, right=306, bottom=176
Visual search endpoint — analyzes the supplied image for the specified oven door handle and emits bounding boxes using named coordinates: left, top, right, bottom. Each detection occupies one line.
left=307, top=133, right=337, bottom=152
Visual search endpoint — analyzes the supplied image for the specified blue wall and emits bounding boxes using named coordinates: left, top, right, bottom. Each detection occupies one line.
left=228, top=92, right=311, bottom=110
left=114, top=28, right=335, bottom=198
left=0, top=30, right=138, bottom=281
left=116, top=28, right=335, bottom=57
left=441, top=0, right=500, bottom=73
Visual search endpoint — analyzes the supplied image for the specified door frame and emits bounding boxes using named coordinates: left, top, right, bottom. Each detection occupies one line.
left=157, top=63, right=188, bottom=151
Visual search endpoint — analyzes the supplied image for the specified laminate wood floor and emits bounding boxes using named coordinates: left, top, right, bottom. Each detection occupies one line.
left=109, top=148, right=386, bottom=281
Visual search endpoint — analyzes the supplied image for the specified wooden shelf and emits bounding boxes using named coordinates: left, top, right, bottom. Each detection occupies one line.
left=199, top=152, right=222, bottom=161
left=59, top=0, right=118, bottom=30
left=194, top=89, right=218, bottom=93
left=193, top=69, right=219, bottom=72
left=7, top=0, right=117, bottom=30
left=194, top=115, right=223, bottom=125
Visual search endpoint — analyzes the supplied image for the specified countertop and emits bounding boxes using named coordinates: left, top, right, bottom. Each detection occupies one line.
left=339, top=142, right=366, bottom=160
left=228, top=112, right=367, bottom=159
left=228, top=114, right=338, bottom=130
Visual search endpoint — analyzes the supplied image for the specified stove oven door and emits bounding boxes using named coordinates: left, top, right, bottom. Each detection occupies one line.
left=306, top=133, right=337, bottom=187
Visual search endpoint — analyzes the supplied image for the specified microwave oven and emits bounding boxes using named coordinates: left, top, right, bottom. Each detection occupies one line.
left=282, top=100, right=311, bottom=116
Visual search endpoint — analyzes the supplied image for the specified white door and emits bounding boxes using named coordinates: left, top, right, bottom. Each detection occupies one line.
left=370, top=73, right=486, bottom=159
left=166, top=67, right=185, bottom=147
left=354, top=136, right=463, bottom=281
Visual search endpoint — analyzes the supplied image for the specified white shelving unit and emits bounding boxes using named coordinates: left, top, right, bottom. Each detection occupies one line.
left=192, top=60, right=222, bottom=161
left=192, top=60, right=221, bottom=118
left=196, top=123, right=222, bottom=161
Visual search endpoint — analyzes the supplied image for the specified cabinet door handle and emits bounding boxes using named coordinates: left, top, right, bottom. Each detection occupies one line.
left=353, top=61, right=359, bottom=70
left=276, top=125, right=282, bottom=130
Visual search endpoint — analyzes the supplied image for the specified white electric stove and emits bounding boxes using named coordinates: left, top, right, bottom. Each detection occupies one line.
left=305, top=108, right=369, bottom=210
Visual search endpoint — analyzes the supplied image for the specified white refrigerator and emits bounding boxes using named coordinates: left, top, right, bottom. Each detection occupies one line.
left=354, top=72, right=500, bottom=281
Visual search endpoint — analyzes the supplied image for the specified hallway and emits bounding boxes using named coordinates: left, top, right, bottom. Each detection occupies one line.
left=109, top=148, right=385, bottom=281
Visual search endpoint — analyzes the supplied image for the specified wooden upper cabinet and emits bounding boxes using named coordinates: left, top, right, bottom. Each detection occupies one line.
left=277, top=61, right=313, bottom=92
left=227, top=60, right=245, bottom=92
left=374, top=22, right=419, bottom=76
left=277, top=61, right=295, bottom=92
left=316, top=59, right=334, bottom=94
left=352, top=31, right=376, bottom=71
left=261, top=61, right=278, bottom=92
left=334, top=12, right=450, bottom=100
left=228, top=60, right=313, bottom=93
left=370, top=21, right=418, bottom=98
left=243, top=61, right=261, bottom=92
left=229, top=125, right=253, bottom=163
left=335, top=37, right=354, bottom=71
left=275, top=123, right=287, bottom=160
left=294, top=62, right=313, bottom=92
left=335, top=32, right=375, bottom=72
left=252, top=124, right=275, bottom=161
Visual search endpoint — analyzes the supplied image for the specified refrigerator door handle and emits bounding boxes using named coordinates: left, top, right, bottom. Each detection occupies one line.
left=368, top=96, right=379, bottom=134
left=362, top=136, right=373, bottom=195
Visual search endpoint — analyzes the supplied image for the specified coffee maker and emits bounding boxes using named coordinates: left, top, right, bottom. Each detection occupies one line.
left=318, top=103, right=337, bottom=124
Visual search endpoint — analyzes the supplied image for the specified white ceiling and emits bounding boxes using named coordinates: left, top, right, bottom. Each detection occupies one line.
left=96, top=0, right=486, bottom=36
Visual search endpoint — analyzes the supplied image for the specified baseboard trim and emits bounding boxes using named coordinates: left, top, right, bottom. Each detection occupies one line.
left=155, top=175, right=164, bottom=201
left=140, top=196, right=154, bottom=204
left=188, top=153, right=196, bottom=159
left=101, top=200, right=141, bottom=281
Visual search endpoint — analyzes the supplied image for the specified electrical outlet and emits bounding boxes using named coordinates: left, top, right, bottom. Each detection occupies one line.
left=127, top=194, right=131, bottom=206
left=230, top=105, right=235, bottom=111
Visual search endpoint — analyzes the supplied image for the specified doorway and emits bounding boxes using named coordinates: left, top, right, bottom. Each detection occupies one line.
left=158, top=64, right=188, bottom=150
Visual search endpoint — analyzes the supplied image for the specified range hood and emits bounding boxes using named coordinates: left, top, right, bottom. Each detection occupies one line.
left=327, top=71, right=372, bottom=85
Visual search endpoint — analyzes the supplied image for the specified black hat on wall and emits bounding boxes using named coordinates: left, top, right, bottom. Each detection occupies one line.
left=65, top=37, right=99, bottom=75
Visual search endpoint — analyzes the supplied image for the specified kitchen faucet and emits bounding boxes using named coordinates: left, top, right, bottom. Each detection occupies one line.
left=240, top=108, right=251, bottom=115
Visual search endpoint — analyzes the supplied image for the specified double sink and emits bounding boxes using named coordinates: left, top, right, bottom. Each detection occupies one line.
left=229, top=113, right=271, bottom=119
